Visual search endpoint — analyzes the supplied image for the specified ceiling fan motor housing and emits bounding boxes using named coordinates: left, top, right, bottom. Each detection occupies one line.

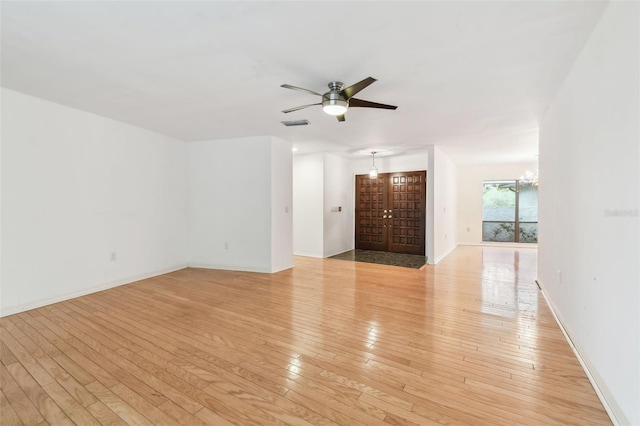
left=322, top=82, right=348, bottom=114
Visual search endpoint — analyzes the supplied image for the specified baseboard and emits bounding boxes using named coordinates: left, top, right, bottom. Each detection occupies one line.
left=537, top=281, right=624, bottom=425
left=458, top=242, right=538, bottom=249
left=433, top=244, right=458, bottom=264
left=271, top=263, right=294, bottom=273
left=188, top=263, right=273, bottom=273
left=323, top=248, right=353, bottom=258
left=293, top=251, right=324, bottom=258
left=187, top=262, right=295, bottom=274
left=0, top=263, right=189, bottom=318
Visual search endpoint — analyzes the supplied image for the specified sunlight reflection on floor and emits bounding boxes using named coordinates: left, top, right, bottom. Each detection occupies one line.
left=481, top=247, right=539, bottom=317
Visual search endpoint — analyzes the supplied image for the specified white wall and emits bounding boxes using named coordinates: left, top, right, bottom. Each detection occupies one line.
left=1, top=88, right=189, bottom=316
left=292, top=154, right=324, bottom=257
left=538, top=3, right=639, bottom=424
left=323, top=153, right=353, bottom=257
left=188, top=136, right=292, bottom=273
left=427, top=146, right=435, bottom=263
left=349, top=151, right=429, bottom=176
left=432, top=147, right=458, bottom=263
left=457, top=162, right=538, bottom=244
left=270, top=137, right=294, bottom=272
left=292, top=152, right=353, bottom=258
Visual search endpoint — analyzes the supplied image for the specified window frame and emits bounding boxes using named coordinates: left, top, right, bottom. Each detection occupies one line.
left=482, top=179, right=538, bottom=243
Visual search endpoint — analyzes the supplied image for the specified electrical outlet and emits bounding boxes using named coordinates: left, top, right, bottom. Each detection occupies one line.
left=110, top=252, right=117, bottom=261
left=224, top=242, right=229, bottom=250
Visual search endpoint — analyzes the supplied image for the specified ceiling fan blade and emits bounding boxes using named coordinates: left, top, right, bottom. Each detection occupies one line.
left=342, top=77, right=377, bottom=99
left=349, top=98, right=397, bottom=110
left=282, top=103, right=321, bottom=113
left=336, top=114, right=346, bottom=122
left=281, top=84, right=323, bottom=97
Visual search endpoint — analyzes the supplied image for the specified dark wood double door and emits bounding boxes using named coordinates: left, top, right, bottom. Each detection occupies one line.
left=355, top=170, right=426, bottom=255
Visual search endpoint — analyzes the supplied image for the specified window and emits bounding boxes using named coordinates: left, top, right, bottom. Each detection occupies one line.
left=482, top=180, right=538, bottom=243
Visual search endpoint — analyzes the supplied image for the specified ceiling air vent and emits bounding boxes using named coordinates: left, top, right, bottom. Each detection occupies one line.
left=281, top=119, right=310, bottom=127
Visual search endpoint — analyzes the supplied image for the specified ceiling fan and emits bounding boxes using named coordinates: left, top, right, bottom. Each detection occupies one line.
left=281, top=77, right=397, bottom=122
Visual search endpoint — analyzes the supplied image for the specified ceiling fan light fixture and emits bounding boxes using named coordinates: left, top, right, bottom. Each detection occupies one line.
left=322, top=98, right=348, bottom=116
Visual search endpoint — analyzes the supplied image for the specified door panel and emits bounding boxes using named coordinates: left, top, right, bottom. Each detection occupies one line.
left=355, top=174, right=388, bottom=251
left=388, top=171, right=426, bottom=255
left=355, top=170, right=426, bottom=255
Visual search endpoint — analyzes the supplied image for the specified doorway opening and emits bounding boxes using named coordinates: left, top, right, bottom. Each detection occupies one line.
left=355, top=170, right=426, bottom=255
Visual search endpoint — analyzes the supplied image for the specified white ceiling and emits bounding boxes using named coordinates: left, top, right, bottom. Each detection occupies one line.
left=1, top=1, right=607, bottom=164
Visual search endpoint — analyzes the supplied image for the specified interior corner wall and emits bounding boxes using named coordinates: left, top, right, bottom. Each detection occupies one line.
left=323, top=153, right=352, bottom=257
left=292, top=153, right=324, bottom=257
left=538, top=2, right=639, bottom=424
left=456, top=162, right=538, bottom=245
left=1, top=88, right=189, bottom=316
left=270, top=137, right=294, bottom=272
left=426, top=146, right=435, bottom=263
left=188, top=136, right=275, bottom=273
left=432, top=147, right=458, bottom=263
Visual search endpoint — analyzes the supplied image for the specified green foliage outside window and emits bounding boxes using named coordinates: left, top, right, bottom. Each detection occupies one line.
left=483, top=185, right=516, bottom=207
left=482, top=180, right=538, bottom=243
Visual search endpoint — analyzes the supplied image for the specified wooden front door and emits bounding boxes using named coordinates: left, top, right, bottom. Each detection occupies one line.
left=355, top=170, right=426, bottom=255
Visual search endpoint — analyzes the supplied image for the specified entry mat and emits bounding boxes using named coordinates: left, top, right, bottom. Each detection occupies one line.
left=328, top=249, right=428, bottom=269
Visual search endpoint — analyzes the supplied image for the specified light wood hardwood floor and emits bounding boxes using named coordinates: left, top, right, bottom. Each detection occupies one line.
left=0, top=246, right=611, bottom=425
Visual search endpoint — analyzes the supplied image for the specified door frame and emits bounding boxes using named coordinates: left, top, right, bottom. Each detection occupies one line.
left=354, top=170, right=427, bottom=255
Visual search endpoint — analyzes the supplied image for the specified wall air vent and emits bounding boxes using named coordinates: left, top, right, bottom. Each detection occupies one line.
left=281, top=119, right=310, bottom=127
